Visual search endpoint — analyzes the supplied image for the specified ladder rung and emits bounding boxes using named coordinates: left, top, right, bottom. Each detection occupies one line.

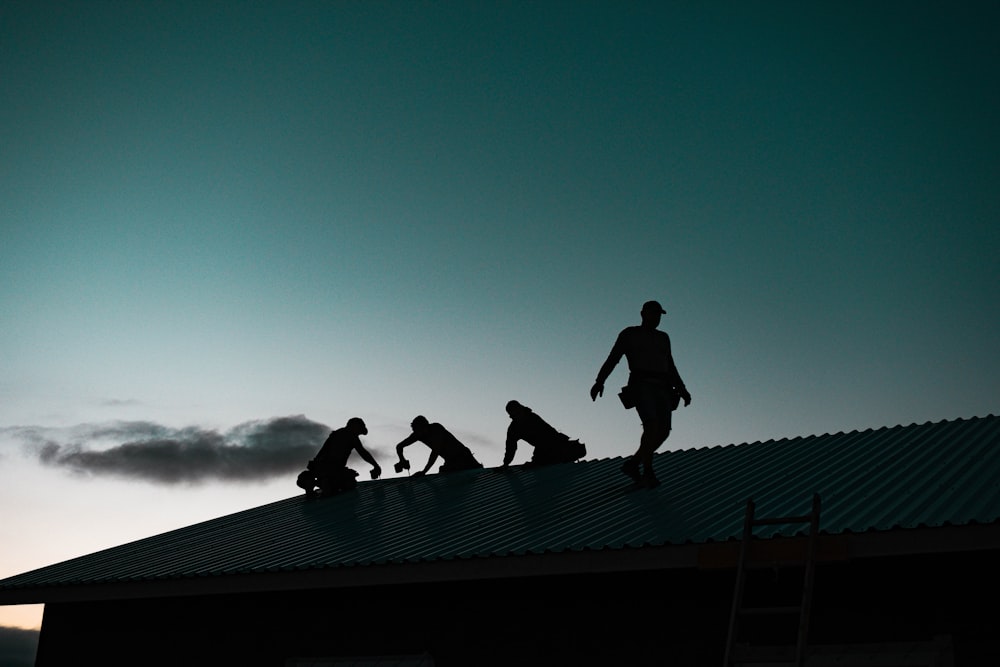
left=750, top=514, right=813, bottom=526
left=738, top=606, right=801, bottom=616
left=744, top=561, right=809, bottom=570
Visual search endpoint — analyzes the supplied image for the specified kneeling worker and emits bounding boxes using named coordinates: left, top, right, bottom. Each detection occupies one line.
left=394, top=415, right=483, bottom=477
left=297, top=417, right=381, bottom=496
left=503, top=400, right=586, bottom=467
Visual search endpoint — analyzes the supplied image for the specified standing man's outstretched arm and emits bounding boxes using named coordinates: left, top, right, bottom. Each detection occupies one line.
left=591, top=334, right=625, bottom=400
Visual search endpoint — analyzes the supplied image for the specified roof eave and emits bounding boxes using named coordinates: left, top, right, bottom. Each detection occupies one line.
left=3, top=522, right=997, bottom=606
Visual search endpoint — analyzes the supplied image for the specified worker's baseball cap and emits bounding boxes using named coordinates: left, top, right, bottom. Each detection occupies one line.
left=642, top=300, right=666, bottom=314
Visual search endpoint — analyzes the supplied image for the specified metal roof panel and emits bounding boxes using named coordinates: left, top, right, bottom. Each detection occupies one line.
left=2, top=414, right=999, bottom=596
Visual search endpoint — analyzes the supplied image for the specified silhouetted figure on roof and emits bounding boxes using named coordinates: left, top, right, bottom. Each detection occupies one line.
left=590, top=300, right=691, bottom=488
left=394, top=415, right=483, bottom=477
left=296, top=417, right=381, bottom=497
left=503, top=400, right=586, bottom=467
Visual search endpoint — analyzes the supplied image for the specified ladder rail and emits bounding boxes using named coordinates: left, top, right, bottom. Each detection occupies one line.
left=793, top=494, right=821, bottom=667
left=723, top=498, right=756, bottom=667
left=724, top=493, right=821, bottom=667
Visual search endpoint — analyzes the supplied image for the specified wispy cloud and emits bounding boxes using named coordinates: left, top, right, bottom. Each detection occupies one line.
left=99, top=398, right=143, bottom=408
left=452, top=428, right=499, bottom=451
left=6, top=416, right=334, bottom=485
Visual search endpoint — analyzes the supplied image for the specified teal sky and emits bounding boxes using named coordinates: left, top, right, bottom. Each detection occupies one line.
left=1, top=0, right=998, bottom=633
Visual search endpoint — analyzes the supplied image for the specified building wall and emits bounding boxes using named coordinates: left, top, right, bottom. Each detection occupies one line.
left=34, top=549, right=999, bottom=666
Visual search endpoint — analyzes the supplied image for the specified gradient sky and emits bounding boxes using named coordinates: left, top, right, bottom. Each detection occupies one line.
left=2, top=0, right=998, bottom=633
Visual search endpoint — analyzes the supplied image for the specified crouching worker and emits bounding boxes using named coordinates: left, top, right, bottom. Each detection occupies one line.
left=394, top=415, right=483, bottom=477
left=297, top=417, right=381, bottom=497
left=503, top=400, right=586, bottom=467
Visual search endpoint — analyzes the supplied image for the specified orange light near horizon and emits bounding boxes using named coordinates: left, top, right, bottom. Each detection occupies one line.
left=0, top=603, right=43, bottom=630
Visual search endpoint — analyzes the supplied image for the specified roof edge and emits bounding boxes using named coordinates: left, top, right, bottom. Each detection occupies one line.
left=3, top=523, right=997, bottom=606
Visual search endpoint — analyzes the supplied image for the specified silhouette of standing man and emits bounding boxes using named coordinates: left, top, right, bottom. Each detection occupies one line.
left=394, top=415, right=483, bottom=477
left=590, top=300, right=691, bottom=488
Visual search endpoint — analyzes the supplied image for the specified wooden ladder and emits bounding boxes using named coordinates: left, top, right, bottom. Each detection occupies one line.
left=723, top=493, right=821, bottom=667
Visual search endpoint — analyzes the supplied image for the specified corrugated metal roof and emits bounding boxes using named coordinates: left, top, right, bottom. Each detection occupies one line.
left=2, top=414, right=999, bottom=595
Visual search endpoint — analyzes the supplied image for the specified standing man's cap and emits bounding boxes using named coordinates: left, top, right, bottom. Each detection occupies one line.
left=642, top=300, right=666, bottom=314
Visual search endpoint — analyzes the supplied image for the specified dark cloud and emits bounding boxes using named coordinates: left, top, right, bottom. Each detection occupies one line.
left=0, top=626, right=39, bottom=667
left=15, top=416, right=336, bottom=485
left=4, top=416, right=497, bottom=483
